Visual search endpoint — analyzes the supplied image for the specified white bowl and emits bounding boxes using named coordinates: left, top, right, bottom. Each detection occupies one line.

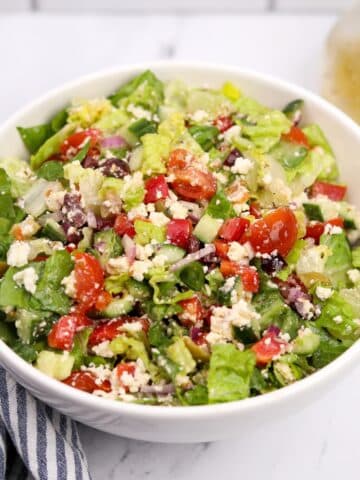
left=1, top=62, right=360, bottom=443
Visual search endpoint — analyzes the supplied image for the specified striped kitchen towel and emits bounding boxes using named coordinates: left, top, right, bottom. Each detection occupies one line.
left=0, top=366, right=91, bottom=480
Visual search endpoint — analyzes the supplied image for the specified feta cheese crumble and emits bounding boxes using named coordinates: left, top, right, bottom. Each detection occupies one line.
left=13, top=267, right=38, bottom=294
left=7, top=241, right=31, bottom=267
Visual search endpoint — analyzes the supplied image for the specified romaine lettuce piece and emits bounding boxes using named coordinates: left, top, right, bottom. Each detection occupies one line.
left=30, top=124, right=76, bottom=170
left=71, top=327, right=92, bottom=370
left=207, top=344, right=255, bottom=403
left=63, top=161, right=105, bottom=209
left=206, top=189, right=236, bottom=220
left=315, top=291, right=360, bottom=342
left=302, top=124, right=333, bottom=155
left=109, top=70, right=164, bottom=113
left=166, top=337, right=196, bottom=375
left=309, top=324, right=347, bottom=368
left=320, top=232, right=352, bottom=288
left=34, top=250, right=74, bottom=315
left=0, top=265, right=43, bottom=310
left=67, top=98, right=113, bottom=128
left=0, top=158, right=35, bottom=198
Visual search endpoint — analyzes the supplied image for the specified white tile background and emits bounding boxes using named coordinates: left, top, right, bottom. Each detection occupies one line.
left=0, top=0, right=355, bottom=11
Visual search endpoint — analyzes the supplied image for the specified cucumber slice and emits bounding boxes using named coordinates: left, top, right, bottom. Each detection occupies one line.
left=193, top=214, right=223, bottom=243
left=282, top=99, right=304, bottom=124
left=100, top=294, right=134, bottom=318
left=23, top=179, right=50, bottom=217
left=78, top=227, right=93, bottom=250
left=303, top=203, right=324, bottom=222
left=42, top=219, right=66, bottom=242
left=36, top=350, right=74, bottom=380
left=293, top=331, right=320, bottom=355
left=344, top=218, right=356, bottom=230
left=156, top=245, right=185, bottom=264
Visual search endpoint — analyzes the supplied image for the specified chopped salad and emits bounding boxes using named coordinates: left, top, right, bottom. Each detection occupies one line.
left=1, top=70, right=360, bottom=406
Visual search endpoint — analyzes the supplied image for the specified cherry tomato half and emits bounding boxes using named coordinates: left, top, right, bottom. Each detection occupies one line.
left=73, top=252, right=104, bottom=311
left=114, top=213, right=135, bottom=238
left=218, top=217, right=250, bottom=242
left=245, top=207, right=298, bottom=257
left=60, top=128, right=101, bottom=157
left=220, top=261, right=260, bottom=293
left=251, top=332, right=285, bottom=367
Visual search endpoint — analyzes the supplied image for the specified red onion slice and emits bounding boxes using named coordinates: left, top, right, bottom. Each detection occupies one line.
left=122, top=234, right=136, bottom=264
left=86, top=211, right=98, bottom=229
left=140, top=384, right=175, bottom=395
left=101, top=135, right=127, bottom=149
left=170, top=244, right=216, bottom=272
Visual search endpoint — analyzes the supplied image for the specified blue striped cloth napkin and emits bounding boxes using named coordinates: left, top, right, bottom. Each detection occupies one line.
left=0, top=366, right=92, bottom=480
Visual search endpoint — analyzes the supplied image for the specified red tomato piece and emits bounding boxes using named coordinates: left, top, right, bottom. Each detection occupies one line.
left=60, top=128, right=101, bottom=157
left=220, top=261, right=259, bottom=293
left=238, top=265, right=260, bottom=293
left=166, top=219, right=192, bottom=249
left=251, top=332, right=284, bottom=367
left=168, top=149, right=217, bottom=201
left=167, top=148, right=190, bottom=170
left=213, top=115, right=234, bottom=133
left=95, top=290, right=112, bottom=311
left=311, top=181, right=347, bottom=201
left=144, top=175, right=169, bottom=203
left=63, top=371, right=111, bottom=393
left=115, top=363, right=136, bottom=391
left=48, top=314, right=92, bottom=351
left=218, top=217, right=250, bottom=242
left=178, top=296, right=203, bottom=327
left=88, top=317, right=149, bottom=347
left=245, top=207, right=298, bottom=257
left=305, top=217, right=344, bottom=244
left=214, top=239, right=229, bottom=259
left=249, top=201, right=262, bottom=219
left=282, top=125, right=309, bottom=148
left=74, top=252, right=104, bottom=311
left=114, top=213, right=135, bottom=238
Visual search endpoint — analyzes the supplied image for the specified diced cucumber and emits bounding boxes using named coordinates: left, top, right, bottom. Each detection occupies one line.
left=282, top=99, right=304, bottom=124
left=126, top=278, right=152, bottom=301
left=232, top=325, right=258, bottom=345
left=77, top=227, right=93, bottom=250
left=303, top=203, right=324, bottom=222
left=23, top=179, right=50, bottom=217
left=36, top=350, right=74, bottom=380
left=293, top=331, right=320, bottom=355
left=100, top=294, right=134, bottom=318
left=344, top=218, right=356, bottom=230
left=193, top=214, right=223, bottom=243
left=129, top=145, right=143, bottom=172
left=42, top=219, right=66, bottom=242
left=156, top=244, right=185, bottom=264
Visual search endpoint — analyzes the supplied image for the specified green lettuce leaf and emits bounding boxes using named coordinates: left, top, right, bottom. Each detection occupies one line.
left=320, top=232, right=352, bottom=288
left=207, top=344, right=255, bottom=403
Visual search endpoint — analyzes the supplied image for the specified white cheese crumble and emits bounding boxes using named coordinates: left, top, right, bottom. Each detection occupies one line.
left=206, top=299, right=260, bottom=345
left=333, top=315, right=343, bottom=324
left=166, top=199, right=188, bottom=219
left=223, top=125, right=241, bottom=143
left=227, top=241, right=254, bottom=263
left=347, top=269, right=360, bottom=284
left=61, top=271, right=77, bottom=298
left=324, top=224, right=343, bottom=235
left=7, top=241, right=31, bottom=267
left=231, top=157, right=254, bottom=175
left=112, top=358, right=150, bottom=395
left=92, top=340, right=114, bottom=358
left=127, top=104, right=152, bottom=121
left=315, top=286, right=333, bottom=301
left=135, top=243, right=154, bottom=261
left=107, top=256, right=130, bottom=275
left=13, top=267, right=38, bottom=294
left=127, top=203, right=148, bottom=220
left=131, top=260, right=152, bottom=281
left=149, top=211, right=170, bottom=227
left=44, top=182, right=66, bottom=212
left=191, top=110, right=209, bottom=122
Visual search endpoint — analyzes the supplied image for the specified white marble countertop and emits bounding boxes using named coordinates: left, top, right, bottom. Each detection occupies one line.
left=1, top=12, right=359, bottom=480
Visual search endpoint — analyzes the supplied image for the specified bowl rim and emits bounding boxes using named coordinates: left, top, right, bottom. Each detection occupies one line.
left=1, top=60, right=360, bottom=419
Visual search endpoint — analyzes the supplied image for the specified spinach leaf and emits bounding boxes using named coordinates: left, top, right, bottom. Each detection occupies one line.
left=37, top=161, right=64, bottom=181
